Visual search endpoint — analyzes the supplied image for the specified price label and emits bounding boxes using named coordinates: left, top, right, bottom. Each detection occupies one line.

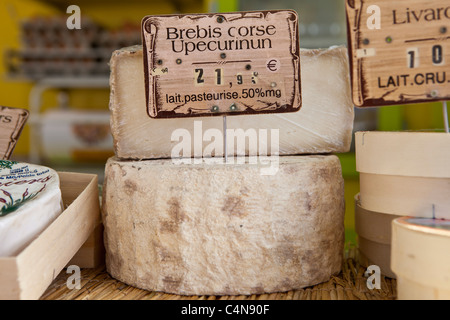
left=346, top=0, right=450, bottom=107
left=142, top=10, right=301, bottom=118
left=0, top=106, right=29, bottom=160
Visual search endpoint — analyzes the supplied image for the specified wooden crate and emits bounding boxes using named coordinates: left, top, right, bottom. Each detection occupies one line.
left=0, top=172, right=101, bottom=300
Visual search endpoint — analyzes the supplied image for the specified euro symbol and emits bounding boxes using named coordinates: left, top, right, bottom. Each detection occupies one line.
left=267, top=59, right=279, bottom=72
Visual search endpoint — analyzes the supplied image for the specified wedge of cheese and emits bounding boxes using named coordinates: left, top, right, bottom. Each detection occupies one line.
left=0, top=161, right=63, bottom=257
left=109, top=45, right=354, bottom=160
left=102, top=155, right=345, bottom=295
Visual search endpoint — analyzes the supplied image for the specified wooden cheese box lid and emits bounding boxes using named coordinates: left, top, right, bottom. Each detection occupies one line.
left=355, top=131, right=450, bottom=178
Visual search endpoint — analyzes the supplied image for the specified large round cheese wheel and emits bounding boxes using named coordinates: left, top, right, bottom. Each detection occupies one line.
left=0, top=161, right=63, bottom=257
left=392, top=217, right=450, bottom=300
left=102, top=155, right=345, bottom=295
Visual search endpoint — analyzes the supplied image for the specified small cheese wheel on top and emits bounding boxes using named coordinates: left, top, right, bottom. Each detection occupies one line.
left=0, top=161, right=63, bottom=257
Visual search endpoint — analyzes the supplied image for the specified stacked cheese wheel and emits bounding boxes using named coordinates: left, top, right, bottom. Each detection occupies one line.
left=102, top=45, right=354, bottom=295
left=0, top=161, right=63, bottom=257
left=355, top=131, right=450, bottom=281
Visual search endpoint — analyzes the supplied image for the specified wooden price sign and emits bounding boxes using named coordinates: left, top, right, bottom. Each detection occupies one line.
left=142, top=10, right=301, bottom=118
left=346, top=0, right=450, bottom=107
left=0, top=106, right=29, bottom=160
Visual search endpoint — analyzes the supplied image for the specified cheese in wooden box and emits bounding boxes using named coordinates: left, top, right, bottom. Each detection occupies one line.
left=0, top=171, right=101, bottom=300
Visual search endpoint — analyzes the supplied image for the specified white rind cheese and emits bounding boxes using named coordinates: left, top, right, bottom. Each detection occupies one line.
left=0, top=161, right=63, bottom=257
left=102, top=155, right=345, bottom=295
left=109, top=45, right=354, bottom=160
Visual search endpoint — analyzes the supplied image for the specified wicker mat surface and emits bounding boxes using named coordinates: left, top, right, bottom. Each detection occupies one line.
left=40, top=247, right=397, bottom=300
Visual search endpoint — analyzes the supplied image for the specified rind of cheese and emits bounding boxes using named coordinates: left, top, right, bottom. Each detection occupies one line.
left=0, top=161, right=63, bottom=257
left=102, top=155, right=345, bottom=295
left=109, top=45, right=354, bottom=160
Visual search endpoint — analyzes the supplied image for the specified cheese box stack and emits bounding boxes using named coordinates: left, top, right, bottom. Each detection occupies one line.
left=392, top=217, right=450, bottom=299
left=355, top=131, right=450, bottom=278
left=102, top=12, right=354, bottom=295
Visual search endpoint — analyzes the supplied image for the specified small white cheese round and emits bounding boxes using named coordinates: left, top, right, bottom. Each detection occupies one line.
left=0, top=161, right=63, bottom=257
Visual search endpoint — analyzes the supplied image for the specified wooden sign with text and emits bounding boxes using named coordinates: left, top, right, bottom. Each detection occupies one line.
left=346, top=0, right=450, bottom=107
left=0, top=106, right=29, bottom=160
left=142, top=10, right=301, bottom=118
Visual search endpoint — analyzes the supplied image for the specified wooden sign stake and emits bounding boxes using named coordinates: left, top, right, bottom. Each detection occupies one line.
left=223, top=115, right=228, bottom=163
left=443, top=101, right=449, bottom=133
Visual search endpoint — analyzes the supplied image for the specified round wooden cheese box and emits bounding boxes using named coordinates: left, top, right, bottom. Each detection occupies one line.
left=355, top=131, right=450, bottom=219
left=392, top=217, right=450, bottom=300
left=354, top=131, right=450, bottom=279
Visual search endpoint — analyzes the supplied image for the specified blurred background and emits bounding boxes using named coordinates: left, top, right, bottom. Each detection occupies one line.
left=0, top=0, right=447, bottom=245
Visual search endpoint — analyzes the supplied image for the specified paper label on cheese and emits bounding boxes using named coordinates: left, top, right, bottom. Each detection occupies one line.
left=0, top=160, right=58, bottom=217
